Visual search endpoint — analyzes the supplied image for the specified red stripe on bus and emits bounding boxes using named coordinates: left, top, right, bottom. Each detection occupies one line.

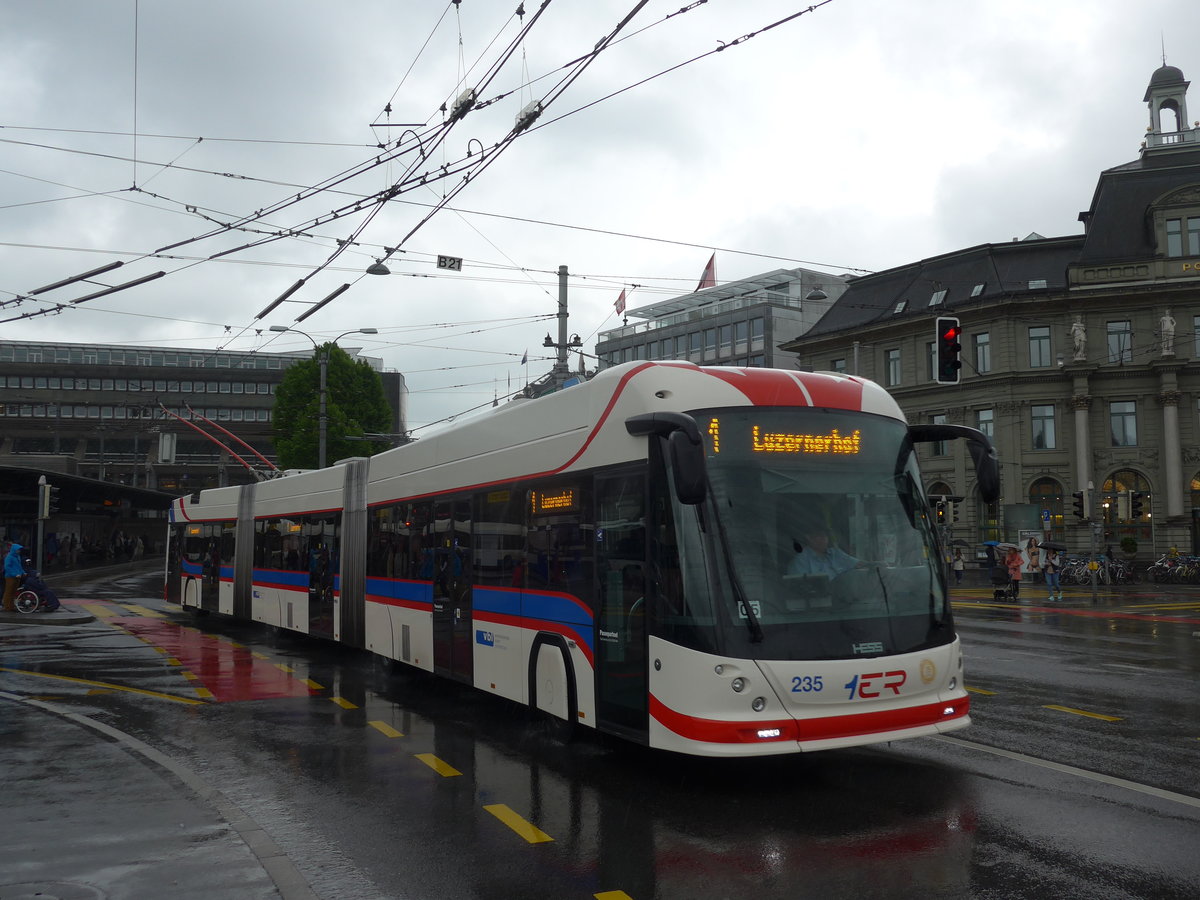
left=702, top=368, right=865, bottom=410
left=649, top=695, right=969, bottom=744
left=475, top=609, right=596, bottom=666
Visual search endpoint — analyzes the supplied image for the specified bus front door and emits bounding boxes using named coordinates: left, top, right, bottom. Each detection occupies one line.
left=594, top=472, right=649, bottom=740
left=432, top=500, right=474, bottom=685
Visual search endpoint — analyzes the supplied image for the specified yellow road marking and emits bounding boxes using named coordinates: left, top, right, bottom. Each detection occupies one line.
left=330, top=696, right=358, bottom=709
left=484, top=804, right=553, bottom=844
left=275, top=663, right=294, bottom=673
left=415, top=753, right=461, bottom=777
left=81, top=603, right=116, bottom=618
left=1044, top=704, right=1122, bottom=722
left=303, top=678, right=324, bottom=690
left=166, top=657, right=182, bottom=666
left=251, top=651, right=270, bottom=659
left=194, top=686, right=214, bottom=700
left=120, top=604, right=167, bottom=618
left=965, top=686, right=996, bottom=695
left=368, top=720, right=404, bottom=738
left=0, top=666, right=205, bottom=705
left=595, top=893, right=634, bottom=900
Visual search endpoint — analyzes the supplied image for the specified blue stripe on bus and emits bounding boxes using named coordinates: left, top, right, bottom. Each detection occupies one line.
left=365, top=576, right=433, bottom=607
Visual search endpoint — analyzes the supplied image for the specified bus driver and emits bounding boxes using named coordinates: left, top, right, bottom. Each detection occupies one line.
left=789, top=523, right=860, bottom=578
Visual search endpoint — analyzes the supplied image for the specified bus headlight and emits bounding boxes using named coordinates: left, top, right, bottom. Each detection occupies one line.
left=731, top=677, right=746, bottom=693
left=752, top=697, right=766, bottom=712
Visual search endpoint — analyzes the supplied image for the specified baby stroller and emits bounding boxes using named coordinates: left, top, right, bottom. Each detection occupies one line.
left=15, top=563, right=61, bottom=613
left=990, top=565, right=1015, bottom=601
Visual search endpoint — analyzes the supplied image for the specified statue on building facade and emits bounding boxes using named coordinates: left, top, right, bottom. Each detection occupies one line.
left=1160, top=309, right=1176, bottom=355
left=1070, top=315, right=1087, bottom=361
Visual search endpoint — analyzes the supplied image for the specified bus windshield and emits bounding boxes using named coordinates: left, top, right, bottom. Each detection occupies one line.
left=675, top=407, right=952, bottom=661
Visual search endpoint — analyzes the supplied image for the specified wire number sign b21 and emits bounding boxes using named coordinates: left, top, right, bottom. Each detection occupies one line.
left=436, top=254, right=463, bottom=272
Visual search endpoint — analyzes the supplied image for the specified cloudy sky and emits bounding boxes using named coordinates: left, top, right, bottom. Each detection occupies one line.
left=3, top=0, right=1199, bottom=433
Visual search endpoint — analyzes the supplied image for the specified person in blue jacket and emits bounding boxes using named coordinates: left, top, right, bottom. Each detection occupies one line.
left=4, top=542, right=27, bottom=612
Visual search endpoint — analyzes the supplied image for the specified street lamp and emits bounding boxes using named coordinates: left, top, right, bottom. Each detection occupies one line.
left=269, top=325, right=378, bottom=468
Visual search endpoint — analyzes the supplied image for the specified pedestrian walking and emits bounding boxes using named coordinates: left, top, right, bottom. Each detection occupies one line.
left=4, top=542, right=27, bottom=612
left=952, top=549, right=965, bottom=585
left=1042, top=548, right=1063, bottom=601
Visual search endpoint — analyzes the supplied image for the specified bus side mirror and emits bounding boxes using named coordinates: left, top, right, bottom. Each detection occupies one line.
left=907, top=423, right=1000, bottom=504
left=625, top=411, right=708, bottom=506
left=669, top=429, right=707, bottom=506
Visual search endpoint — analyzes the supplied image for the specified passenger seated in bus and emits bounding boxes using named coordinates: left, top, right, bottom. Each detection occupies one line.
left=788, top=523, right=860, bottom=578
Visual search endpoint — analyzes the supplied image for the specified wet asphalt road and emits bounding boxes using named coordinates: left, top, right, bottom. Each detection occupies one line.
left=1, top=568, right=1197, bottom=899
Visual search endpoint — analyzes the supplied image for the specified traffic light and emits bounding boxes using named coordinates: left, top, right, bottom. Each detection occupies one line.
left=1071, top=490, right=1087, bottom=520
left=935, top=316, right=962, bottom=384
left=37, top=483, right=60, bottom=519
left=1130, top=492, right=1145, bottom=518
left=946, top=500, right=957, bottom=524
left=935, top=501, right=946, bottom=525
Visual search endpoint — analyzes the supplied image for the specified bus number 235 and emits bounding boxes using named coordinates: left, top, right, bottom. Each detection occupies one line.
left=791, top=675, right=823, bottom=693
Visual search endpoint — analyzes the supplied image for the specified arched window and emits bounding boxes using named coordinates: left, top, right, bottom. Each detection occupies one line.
left=1101, top=469, right=1151, bottom=542
left=1029, top=477, right=1064, bottom=541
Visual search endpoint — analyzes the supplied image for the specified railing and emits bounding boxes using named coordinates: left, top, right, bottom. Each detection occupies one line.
left=1146, top=129, right=1199, bottom=148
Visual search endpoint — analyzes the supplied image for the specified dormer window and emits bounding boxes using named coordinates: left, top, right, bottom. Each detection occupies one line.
left=893, top=299, right=907, bottom=314
left=1166, top=216, right=1200, bottom=257
left=970, top=283, right=986, bottom=297
left=928, top=289, right=947, bottom=307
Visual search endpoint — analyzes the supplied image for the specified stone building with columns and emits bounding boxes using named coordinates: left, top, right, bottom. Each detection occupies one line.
left=779, top=62, right=1200, bottom=559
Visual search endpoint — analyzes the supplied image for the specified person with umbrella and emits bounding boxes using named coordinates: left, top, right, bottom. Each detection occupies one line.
left=1003, top=543, right=1024, bottom=600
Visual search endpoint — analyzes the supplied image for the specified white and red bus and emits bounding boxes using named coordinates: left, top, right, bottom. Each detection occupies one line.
left=165, top=361, right=999, bottom=756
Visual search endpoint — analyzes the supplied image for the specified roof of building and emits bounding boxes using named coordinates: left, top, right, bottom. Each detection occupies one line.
left=1076, top=149, right=1200, bottom=263
left=1144, top=64, right=1188, bottom=101
left=797, top=236, right=1083, bottom=338
left=626, top=267, right=844, bottom=320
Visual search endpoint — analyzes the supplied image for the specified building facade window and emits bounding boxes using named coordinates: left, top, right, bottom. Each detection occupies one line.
left=1028, top=326, right=1051, bottom=367
left=1106, top=320, right=1132, bottom=363
left=974, top=332, right=990, bottom=374
left=931, top=413, right=947, bottom=456
left=977, top=408, right=993, bottom=438
left=1031, top=404, right=1056, bottom=449
left=1101, top=469, right=1151, bottom=542
left=750, top=318, right=764, bottom=351
left=1029, top=477, right=1065, bottom=539
left=926, top=341, right=936, bottom=382
left=830, top=358, right=846, bottom=373
left=886, top=348, right=901, bottom=386
left=1110, top=400, right=1137, bottom=446
left=1165, top=216, right=1200, bottom=257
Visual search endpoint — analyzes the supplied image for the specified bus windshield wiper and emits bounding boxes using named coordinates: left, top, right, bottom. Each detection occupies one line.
left=709, top=499, right=764, bottom=643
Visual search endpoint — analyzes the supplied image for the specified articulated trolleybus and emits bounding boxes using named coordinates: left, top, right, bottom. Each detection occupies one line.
left=166, top=361, right=999, bottom=757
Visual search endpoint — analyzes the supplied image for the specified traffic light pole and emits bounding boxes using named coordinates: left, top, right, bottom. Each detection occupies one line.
left=36, top=475, right=46, bottom=573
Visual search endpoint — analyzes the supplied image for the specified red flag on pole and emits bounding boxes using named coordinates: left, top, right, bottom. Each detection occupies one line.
left=696, top=252, right=716, bottom=291
left=614, top=289, right=627, bottom=315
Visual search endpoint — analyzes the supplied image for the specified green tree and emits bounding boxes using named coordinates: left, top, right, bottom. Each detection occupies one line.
left=273, top=344, right=393, bottom=469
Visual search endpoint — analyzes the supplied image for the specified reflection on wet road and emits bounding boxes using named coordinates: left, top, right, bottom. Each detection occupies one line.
left=1, top=572, right=1197, bottom=899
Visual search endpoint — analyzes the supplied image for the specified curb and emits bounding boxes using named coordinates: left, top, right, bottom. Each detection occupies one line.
left=0, top=691, right=319, bottom=900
